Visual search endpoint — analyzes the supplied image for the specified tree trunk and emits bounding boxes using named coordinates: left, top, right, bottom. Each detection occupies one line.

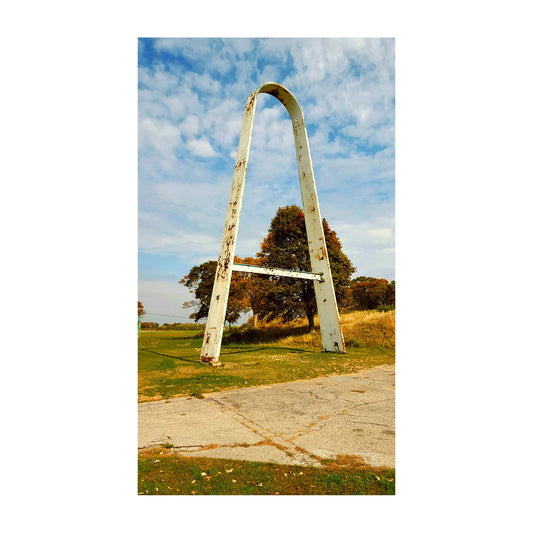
left=253, top=312, right=258, bottom=328
left=306, top=310, right=315, bottom=332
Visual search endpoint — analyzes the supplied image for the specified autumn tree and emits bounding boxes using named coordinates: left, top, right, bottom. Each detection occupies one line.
left=179, top=259, right=250, bottom=324
left=256, top=205, right=355, bottom=331
left=233, top=256, right=269, bottom=327
left=343, top=277, right=395, bottom=310
left=386, top=280, right=395, bottom=307
left=138, top=301, right=145, bottom=317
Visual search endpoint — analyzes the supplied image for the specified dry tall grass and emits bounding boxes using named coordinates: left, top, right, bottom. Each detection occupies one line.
left=340, top=309, right=395, bottom=348
left=262, top=309, right=395, bottom=349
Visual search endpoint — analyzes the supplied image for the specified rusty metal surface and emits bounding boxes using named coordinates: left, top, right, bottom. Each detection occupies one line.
left=200, top=82, right=346, bottom=365
left=199, top=90, right=258, bottom=364
left=231, top=263, right=323, bottom=281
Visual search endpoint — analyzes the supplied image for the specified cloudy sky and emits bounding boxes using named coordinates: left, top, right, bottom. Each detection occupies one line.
left=138, top=38, right=395, bottom=323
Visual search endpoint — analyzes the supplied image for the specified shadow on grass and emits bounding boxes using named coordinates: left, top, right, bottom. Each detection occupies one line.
left=140, top=333, right=203, bottom=341
left=143, top=350, right=204, bottom=366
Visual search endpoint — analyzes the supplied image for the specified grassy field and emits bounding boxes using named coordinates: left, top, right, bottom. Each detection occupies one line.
left=138, top=447, right=395, bottom=495
left=138, top=310, right=395, bottom=495
left=138, top=310, right=395, bottom=402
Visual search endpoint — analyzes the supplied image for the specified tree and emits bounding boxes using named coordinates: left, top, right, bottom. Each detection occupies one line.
left=138, top=301, right=145, bottom=317
left=179, top=260, right=249, bottom=324
left=256, top=205, right=355, bottom=331
left=233, top=256, right=269, bottom=327
left=386, top=280, right=395, bottom=307
left=343, top=277, right=395, bottom=310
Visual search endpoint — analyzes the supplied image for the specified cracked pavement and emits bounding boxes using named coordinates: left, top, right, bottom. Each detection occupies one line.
left=138, top=364, right=395, bottom=468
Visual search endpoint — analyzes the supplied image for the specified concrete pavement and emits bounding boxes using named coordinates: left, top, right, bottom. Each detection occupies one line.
left=138, top=364, right=395, bottom=468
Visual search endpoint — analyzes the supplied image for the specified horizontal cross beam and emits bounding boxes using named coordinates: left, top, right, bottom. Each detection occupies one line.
left=231, top=263, right=323, bottom=282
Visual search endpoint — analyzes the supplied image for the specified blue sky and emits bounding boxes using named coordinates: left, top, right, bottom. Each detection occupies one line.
left=138, top=38, right=395, bottom=323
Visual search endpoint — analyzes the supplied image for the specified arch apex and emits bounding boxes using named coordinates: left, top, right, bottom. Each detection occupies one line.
left=256, top=82, right=303, bottom=120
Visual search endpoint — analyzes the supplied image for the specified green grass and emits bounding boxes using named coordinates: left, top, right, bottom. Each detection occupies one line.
left=138, top=329, right=395, bottom=402
left=138, top=448, right=395, bottom=495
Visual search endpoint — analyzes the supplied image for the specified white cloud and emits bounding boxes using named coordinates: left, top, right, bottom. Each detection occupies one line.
left=328, top=219, right=395, bottom=280
left=152, top=181, right=228, bottom=222
left=139, top=38, right=395, bottom=288
left=140, top=223, right=219, bottom=257
left=138, top=117, right=181, bottom=153
left=155, top=38, right=212, bottom=59
left=186, top=137, right=218, bottom=158
left=368, top=228, right=394, bottom=243
left=180, top=115, right=200, bottom=137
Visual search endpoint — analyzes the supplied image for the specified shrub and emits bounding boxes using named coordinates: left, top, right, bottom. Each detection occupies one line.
left=376, top=304, right=395, bottom=313
left=140, top=322, right=159, bottom=329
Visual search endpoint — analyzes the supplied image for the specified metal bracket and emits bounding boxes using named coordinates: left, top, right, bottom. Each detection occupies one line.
left=232, top=263, right=323, bottom=282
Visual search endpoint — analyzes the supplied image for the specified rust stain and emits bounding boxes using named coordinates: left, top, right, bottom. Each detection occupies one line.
left=245, top=92, right=257, bottom=112
left=199, top=349, right=222, bottom=366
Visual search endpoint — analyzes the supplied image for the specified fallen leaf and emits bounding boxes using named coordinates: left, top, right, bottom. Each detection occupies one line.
left=226, top=468, right=233, bottom=473
left=154, top=459, right=160, bottom=463
left=191, top=480, right=196, bottom=484
left=387, top=478, right=393, bottom=482
left=232, top=479, right=237, bottom=483
left=258, top=483, right=263, bottom=487
left=201, top=472, right=207, bottom=476
left=191, top=490, right=198, bottom=495
left=375, top=475, right=381, bottom=481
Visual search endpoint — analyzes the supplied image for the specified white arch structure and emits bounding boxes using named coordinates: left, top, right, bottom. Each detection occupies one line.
left=200, top=82, right=345, bottom=365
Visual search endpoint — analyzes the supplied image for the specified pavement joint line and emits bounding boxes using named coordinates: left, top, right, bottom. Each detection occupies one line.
left=344, top=397, right=394, bottom=409
left=206, top=397, right=277, bottom=438
left=138, top=365, right=395, bottom=468
left=205, top=396, right=323, bottom=467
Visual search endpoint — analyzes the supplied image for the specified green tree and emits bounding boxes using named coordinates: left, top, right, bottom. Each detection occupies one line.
left=179, top=260, right=249, bottom=324
left=257, top=205, right=355, bottom=331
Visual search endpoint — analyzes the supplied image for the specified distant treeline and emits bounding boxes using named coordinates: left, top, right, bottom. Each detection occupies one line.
left=140, top=322, right=206, bottom=331
left=339, top=277, right=395, bottom=312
